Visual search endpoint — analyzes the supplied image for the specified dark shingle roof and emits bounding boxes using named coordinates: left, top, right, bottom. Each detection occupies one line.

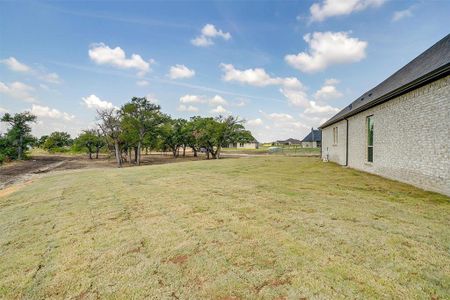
left=320, top=34, right=450, bottom=129
left=276, top=138, right=302, bottom=144
left=301, top=129, right=322, bottom=142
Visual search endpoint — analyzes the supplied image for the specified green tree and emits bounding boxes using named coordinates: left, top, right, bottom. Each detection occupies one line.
left=1, top=112, right=37, bottom=160
left=43, top=131, right=72, bottom=152
left=160, top=117, right=186, bottom=157
left=121, top=97, right=164, bottom=165
left=75, top=129, right=105, bottom=159
left=97, top=108, right=122, bottom=167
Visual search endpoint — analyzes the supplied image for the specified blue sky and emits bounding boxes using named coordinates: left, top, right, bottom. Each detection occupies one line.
left=1, top=0, right=449, bottom=142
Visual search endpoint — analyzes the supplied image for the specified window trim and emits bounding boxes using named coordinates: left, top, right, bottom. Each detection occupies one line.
left=332, top=126, right=339, bottom=146
left=367, top=115, right=374, bottom=163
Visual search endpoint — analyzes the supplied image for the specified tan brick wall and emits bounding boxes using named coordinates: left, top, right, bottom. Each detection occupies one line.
left=321, top=119, right=347, bottom=165
left=322, top=75, right=450, bottom=196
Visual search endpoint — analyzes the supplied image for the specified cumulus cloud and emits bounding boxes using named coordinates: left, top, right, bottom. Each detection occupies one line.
left=210, top=105, right=229, bottom=114
left=169, top=64, right=195, bottom=79
left=314, top=78, right=343, bottom=101
left=82, top=94, right=115, bottom=110
left=209, top=95, right=228, bottom=106
left=179, top=94, right=206, bottom=104
left=88, top=43, right=153, bottom=76
left=392, top=7, right=413, bottom=22
left=0, top=57, right=61, bottom=84
left=136, top=80, right=149, bottom=86
left=177, top=104, right=199, bottom=112
left=310, top=0, right=385, bottom=22
left=145, top=94, right=159, bottom=104
left=220, top=63, right=285, bottom=86
left=31, top=104, right=75, bottom=121
left=285, top=31, right=367, bottom=73
left=304, top=101, right=340, bottom=115
left=0, top=57, right=31, bottom=72
left=246, top=118, right=263, bottom=126
left=40, top=72, right=61, bottom=84
left=191, top=24, right=231, bottom=47
left=220, top=63, right=310, bottom=107
left=0, top=81, right=36, bottom=102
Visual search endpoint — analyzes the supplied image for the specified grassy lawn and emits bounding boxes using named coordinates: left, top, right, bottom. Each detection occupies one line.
left=0, top=157, right=449, bottom=299
left=222, top=146, right=320, bottom=156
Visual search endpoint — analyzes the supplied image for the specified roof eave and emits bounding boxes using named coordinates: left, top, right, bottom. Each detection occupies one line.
left=319, top=63, right=450, bottom=129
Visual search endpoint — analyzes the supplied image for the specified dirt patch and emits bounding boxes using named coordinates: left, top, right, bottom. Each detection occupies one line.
left=167, top=255, right=189, bottom=264
left=0, top=153, right=208, bottom=191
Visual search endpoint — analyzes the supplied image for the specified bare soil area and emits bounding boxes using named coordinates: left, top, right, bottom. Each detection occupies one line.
left=0, top=153, right=204, bottom=189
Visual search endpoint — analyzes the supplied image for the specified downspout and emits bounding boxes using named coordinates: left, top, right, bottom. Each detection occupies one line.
left=345, top=118, right=349, bottom=166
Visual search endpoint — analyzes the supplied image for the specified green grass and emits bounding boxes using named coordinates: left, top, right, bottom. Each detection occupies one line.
left=0, top=157, right=449, bottom=299
left=222, top=146, right=320, bottom=156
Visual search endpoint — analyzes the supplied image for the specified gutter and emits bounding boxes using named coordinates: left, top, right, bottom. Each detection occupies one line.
left=319, top=63, right=450, bottom=130
left=345, top=118, right=349, bottom=166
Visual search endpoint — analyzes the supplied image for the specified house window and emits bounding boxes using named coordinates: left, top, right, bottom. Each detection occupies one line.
left=239, top=143, right=245, bottom=147
left=367, top=116, right=374, bottom=162
left=333, top=127, right=338, bottom=145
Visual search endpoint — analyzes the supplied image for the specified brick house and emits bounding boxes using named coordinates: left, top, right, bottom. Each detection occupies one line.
left=319, top=34, right=450, bottom=196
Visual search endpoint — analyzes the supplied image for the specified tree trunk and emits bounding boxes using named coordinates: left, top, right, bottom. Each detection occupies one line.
left=172, top=148, right=177, bottom=158
left=128, top=148, right=132, bottom=165
left=89, top=150, right=92, bottom=159
left=206, top=150, right=210, bottom=160
left=193, top=148, right=197, bottom=157
left=18, top=134, right=23, bottom=160
left=182, top=145, right=186, bottom=157
left=216, top=146, right=221, bottom=159
left=133, top=147, right=138, bottom=164
left=96, top=148, right=99, bottom=159
left=137, top=144, right=141, bottom=165
left=114, top=140, right=122, bottom=168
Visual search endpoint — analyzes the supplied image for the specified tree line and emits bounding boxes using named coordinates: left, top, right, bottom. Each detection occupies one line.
left=0, top=97, right=255, bottom=166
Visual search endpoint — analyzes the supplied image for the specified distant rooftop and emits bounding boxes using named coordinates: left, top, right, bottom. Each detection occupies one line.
left=301, top=129, right=321, bottom=142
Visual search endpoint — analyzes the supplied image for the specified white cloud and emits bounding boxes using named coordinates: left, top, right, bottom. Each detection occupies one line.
left=0, top=57, right=61, bottom=84
left=136, top=80, right=149, bottom=86
left=325, top=78, right=339, bottom=85
left=392, top=7, right=413, bottom=22
left=314, top=78, right=343, bottom=101
left=191, top=24, right=231, bottom=47
left=31, top=104, right=75, bottom=121
left=246, top=118, right=263, bottom=126
left=0, top=81, right=36, bottom=102
left=177, top=104, right=199, bottom=112
left=304, top=101, right=340, bottom=115
left=82, top=94, right=115, bottom=110
left=146, top=94, right=159, bottom=104
left=210, top=105, right=229, bottom=114
left=0, top=57, right=31, bottom=72
left=310, top=0, right=385, bottom=22
left=263, top=112, right=295, bottom=122
left=88, top=43, right=153, bottom=76
left=220, top=63, right=284, bottom=86
left=179, top=94, right=206, bottom=104
left=0, top=107, right=8, bottom=114
left=209, top=95, right=228, bottom=106
left=169, top=64, right=195, bottom=79
left=40, top=72, right=61, bottom=84
left=220, top=63, right=310, bottom=107
left=285, top=31, right=367, bottom=73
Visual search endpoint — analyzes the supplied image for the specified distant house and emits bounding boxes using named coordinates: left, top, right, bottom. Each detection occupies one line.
left=301, top=128, right=322, bottom=148
left=320, top=34, right=450, bottom=196
left=228, top=140, right=259, bottom=149
left=274, top=138, right=302, bottom=146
